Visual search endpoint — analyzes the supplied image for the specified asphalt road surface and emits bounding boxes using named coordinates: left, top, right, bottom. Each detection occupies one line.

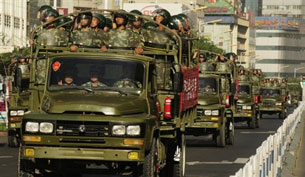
left=0, top=110, right=292, bottom=177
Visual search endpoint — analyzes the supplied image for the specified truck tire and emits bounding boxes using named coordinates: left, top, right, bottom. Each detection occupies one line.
left=248, top=115, right=255, bottom=129
left=173, top=134, right=186, bottom=177
left=141, top=138, right=158, bottom=177
left=216, top=123, right=225, bottom=147
left=8, top=135, right=20, bottom=148
left=18, top=149, right=35, bottom=177
left=226, top=122, right=234, bottom=145
left=255, top=113, right=261, bottom=128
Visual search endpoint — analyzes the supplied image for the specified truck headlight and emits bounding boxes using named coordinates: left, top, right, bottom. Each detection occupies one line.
left=204, top=110, right=212, bottom=116
left=247, top=106, right=252, bottom=110
left=10, top=111, right=17, bottom=116
left=212, top=110, right=219, bottom=116
left=39, top=122, right=53, bottom=134
left=242, top=106, right=247, bottom=110
left=25, top=122, right=39, bottom=133
left=112, top=125, right=126, bottom=136
left=17, top=110, right=25, bottom=116
left=127, top=125, right=141, bottom=136
left=276, top=103, right=282, bottom=106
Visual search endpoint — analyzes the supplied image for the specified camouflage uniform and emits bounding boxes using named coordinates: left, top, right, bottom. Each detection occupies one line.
left=36, top=59, right=47, bottom=84
left=36, top=28, right=69, bottom=47
left=199, top=61, right=215, bottom=72
left=106, top=28, right=144, bottom=48
left=70, top=29, right=102, bottom=47
left=96, top=30, right=108, bottom=46
left=81, top=81, right=106, bottom=87
left=113, top=79, right=142, bottom=88
left=143, top=29, right=177, bottom=49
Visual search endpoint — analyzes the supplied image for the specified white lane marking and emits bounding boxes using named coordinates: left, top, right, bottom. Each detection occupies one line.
left=187, top=158, right=248, bottom=166
left=240, top=131, right=275, bottom=134
left=0, top=156, right=13, bottom=159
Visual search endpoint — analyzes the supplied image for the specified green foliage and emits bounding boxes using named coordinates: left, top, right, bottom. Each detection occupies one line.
left=0, top=47, right=31, bottom=76
left=193, top=37, right=225, bottom=54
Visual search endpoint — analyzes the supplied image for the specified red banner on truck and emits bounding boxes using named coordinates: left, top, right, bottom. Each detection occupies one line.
left=180, top=66, right=199, bottom=112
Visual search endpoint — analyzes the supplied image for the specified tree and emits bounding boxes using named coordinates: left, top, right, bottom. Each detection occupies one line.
left=193, top=37, right=224, bottom=54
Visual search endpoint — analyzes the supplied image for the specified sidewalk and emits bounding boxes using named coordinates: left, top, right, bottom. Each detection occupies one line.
left=294, top=119, right=305, bottom=177
left=0, top=132, right=7, bottom=145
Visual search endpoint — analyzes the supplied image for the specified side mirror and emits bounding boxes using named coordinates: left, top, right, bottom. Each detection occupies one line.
left=173, top=72, right=183, bottom=92
left=16, top=67, right=30, bottom=90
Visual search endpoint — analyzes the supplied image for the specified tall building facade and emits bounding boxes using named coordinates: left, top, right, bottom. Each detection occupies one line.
left=255, top=0, right=305, bottom=77
left=0, top=0, right=27, bottom=53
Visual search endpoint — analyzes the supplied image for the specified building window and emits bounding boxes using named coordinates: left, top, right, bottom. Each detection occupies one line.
left=4, top=15, right=11, bottom=27
left=14, top=17, right=20, bottom=29
left=115, top=0, right=120, bottom=6
left=22, top=19, right=24, bottom=29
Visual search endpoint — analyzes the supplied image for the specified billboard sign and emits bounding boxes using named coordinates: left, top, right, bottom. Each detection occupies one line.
left=256, top=17, right=300, bottom=31
left=204, top=0, right=235, bottom=15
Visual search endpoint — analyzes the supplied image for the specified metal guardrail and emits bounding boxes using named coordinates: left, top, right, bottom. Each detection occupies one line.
left=230, top=102, right=305, bottom=177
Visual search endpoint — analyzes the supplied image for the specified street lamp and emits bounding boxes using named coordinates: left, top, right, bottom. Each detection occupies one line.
left=279, top=65, right=290, bottom=78
left=294, top=67, right=305, bottom=78
left=206, top=19, right=223, bottom=42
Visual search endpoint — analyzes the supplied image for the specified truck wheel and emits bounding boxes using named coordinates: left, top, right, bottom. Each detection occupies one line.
left=216, top=123, right=225, bottom=147
left=8, top=135, right=20, bottom=148
left=18, top=149, right=35, bottom=177
left=141, top=138, right=159, bottom=177
left=226, top=122, right=234, bottom=145
left=255, top=113, right=261, bottom=128
left=248, top=115, right=255, bottom=129
left=173, top=134, right=186, bottom=177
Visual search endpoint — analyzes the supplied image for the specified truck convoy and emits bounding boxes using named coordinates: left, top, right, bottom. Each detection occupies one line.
left=17, top=10, right=198, bottom=177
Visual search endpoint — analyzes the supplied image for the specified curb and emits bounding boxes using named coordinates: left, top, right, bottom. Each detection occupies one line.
left=281, top=111, right=305, bottom=177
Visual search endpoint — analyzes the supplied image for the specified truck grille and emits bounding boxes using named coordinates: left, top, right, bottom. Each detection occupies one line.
left=197, top=109, right=203, bottom=116
left=263, top=101, right=275, bottom=107
left=56, top=121, right=110, bottom=137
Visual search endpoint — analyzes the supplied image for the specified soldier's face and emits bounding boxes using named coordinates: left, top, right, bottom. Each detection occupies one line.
left=65, top=77, right=73, bottom=84
left=155, top=15, right=164, bottom=23
left=91, top=17, right=100, bottom=28
left=116, top=17, right=124, bottom=25
left=104, top=26, right=110, bottom=32
left=230, top=56, right=235, bottom=62
left=133, top=21, right=141, bottom=29
left=91, top=77, right=98, bottom=83
left=199, top=58, right=205, bottom=63
left=81, top=18, right=89, bottom=27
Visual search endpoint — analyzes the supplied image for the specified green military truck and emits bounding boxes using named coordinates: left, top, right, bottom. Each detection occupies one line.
left=287, top=81, right=302, bottom=107
left=258, top=84, right=288, bottom=119
left=18, top=11, right=198, bottom=177
left=7, top=62, right=30, bottom=147
left=186, top=54, right=234, bottom=147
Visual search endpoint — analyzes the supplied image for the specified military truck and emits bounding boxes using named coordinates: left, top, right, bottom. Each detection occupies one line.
left=258, top=82, right=288, bottom=119
left=7, top=61, right=30, bottom=147
left=18, top=10, right=198, bottom=177
left=186, top=53, right=234, bottom=147
left=230, top=66, right=260, bottom=129
left=287, top=79, right=302, bottom=107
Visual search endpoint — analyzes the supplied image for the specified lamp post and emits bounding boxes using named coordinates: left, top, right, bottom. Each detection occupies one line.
left=294, top=67, right=305, bottom=78
left=278, top=65, right=290, bottom=78
left=206, top=19, right=223, bottom=42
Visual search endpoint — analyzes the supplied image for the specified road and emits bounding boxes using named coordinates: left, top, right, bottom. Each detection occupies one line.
left=0, top=111, right=291, bottom=177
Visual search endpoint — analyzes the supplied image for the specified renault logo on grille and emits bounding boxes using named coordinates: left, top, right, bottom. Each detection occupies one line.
left=79, top=125, right=86, bottom=133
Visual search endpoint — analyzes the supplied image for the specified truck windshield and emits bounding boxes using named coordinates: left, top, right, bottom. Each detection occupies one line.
left=199, top=77, right=217, bottom=94
left=239, top=85, right=250, bottom=95
left=48, top=58, right=145, bottom=94
left=261, top=89, right=280, bottom=96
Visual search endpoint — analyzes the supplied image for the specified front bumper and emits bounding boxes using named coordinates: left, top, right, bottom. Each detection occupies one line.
left=20, top=146, right=145, bottom=162
left=233, top=111, right=252, bottom=118
left=186, top=121, right=219, bottom=129
left=259, top=107, right=283, bottom=112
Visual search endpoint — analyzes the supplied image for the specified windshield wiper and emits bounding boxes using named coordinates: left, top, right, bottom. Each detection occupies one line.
left=94, top=87, right=139, bottom=96
left=53, top=86, right=94, bottom=93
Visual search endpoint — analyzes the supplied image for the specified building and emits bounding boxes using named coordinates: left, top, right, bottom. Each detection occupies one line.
left=0, top=0, right=27, bottom=53
left=203, top=0, right=251, bottom=67
left=255, top=17, right=305, bottom=77
left=255, top=0, right=305, bottom=77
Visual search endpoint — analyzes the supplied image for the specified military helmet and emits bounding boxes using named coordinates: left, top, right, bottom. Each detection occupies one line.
left=39, top=5, right=53, bottom=20
left=58, top=16, right=73, bottom=29
left=153, top=9, right=171, bottom=26
left=143, top=22, right=157, bottom=30
left=224, top=52, right=237, bottom=59
left=168, top=15, right=184, bottom=30
left=92, top=13, right=106, bottom=29
left=199, top=53, right=206, bottom=58
left=178, top=14, right=190, bottom=30
left=113, top=10, right=128, bottom=26
left=129, top=10, right=143, bottom=22
left=77, top=12, right=92, bottom=24
left=105, top=18, right=113, bottom=29
left=44, top=8, right=59, bottom=19
left=179, top=14, right=188, bottom=20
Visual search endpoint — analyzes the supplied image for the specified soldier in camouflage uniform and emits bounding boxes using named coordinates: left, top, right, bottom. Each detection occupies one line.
left=113, top=78, right=142, bottom=88
left=91, top=12, right=108, bottom=51
left=57, top=16, right=73, bottom=31
left=70, top=12, right=103, bottom=52
left=35, top=9, right=70, bottom=47
left=58, top=72, right=76, bottom=86
left=104, top=18, right=113, bottom=32
left=198, top=53, right=215, bottom=72
left=105, top=11, right=144, bottom=55
left=82, top=71, right=107, bottom=87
